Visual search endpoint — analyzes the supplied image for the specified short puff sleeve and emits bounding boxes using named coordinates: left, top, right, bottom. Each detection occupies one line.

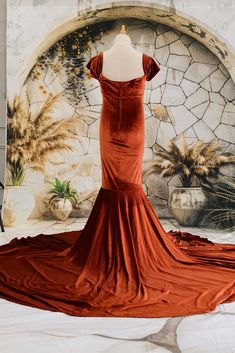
left=85, top=53, right=102, bottom=80
left=145, top=56, right=161, bottom=81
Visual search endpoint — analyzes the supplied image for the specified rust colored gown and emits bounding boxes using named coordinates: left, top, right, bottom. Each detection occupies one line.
left=0, top=51, right=235, bottom=318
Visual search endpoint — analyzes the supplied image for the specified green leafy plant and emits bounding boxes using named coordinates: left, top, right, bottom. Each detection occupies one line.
left=7, top=160, right=25, bottom=186
left=7, top=89, right=81, bottom=186
left=48, top=178, right=78, bottom=206
left=200, top=174, right=235, bottom=231
left=142, top=134, right=235, bottom=188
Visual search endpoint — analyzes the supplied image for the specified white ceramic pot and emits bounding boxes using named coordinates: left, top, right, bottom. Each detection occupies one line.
left=2, top=185, right=35, bottom=226
left=49, top=198, right=73, bottom=221
left=168, top=186, right=208, bottom=226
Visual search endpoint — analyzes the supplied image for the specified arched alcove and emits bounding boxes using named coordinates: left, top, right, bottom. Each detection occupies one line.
left=7, top=3, right=235, bottom=220
left=21, top=2, right=235, bottom=89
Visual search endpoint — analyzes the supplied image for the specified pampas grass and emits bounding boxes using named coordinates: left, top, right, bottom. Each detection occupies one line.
left=142, top=134, right=235, bottom=188
left=7, top=88, right=81, bottom=185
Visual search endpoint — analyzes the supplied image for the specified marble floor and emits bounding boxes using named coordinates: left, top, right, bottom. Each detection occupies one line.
left=0, top=217, right=235, bottom=353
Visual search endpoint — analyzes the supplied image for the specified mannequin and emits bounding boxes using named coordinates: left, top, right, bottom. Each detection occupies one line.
left=101, top=25, right=144, bottom=82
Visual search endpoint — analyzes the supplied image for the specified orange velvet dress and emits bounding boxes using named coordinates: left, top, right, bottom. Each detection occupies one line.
left=0, top=51, right=235, bottom=318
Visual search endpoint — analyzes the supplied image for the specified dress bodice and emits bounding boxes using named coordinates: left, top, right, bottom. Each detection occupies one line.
left=86, top=51, right=161, bottom=98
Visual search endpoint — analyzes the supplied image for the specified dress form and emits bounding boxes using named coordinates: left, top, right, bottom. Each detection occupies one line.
left=102, top=33, right=144, bottom=82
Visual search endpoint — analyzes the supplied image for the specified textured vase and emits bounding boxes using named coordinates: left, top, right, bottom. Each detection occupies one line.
left=168, top=186, right=208, bottom=226
left=49, top=198, right=73, bottom=221
left=2, top=185, right=35, bottom=226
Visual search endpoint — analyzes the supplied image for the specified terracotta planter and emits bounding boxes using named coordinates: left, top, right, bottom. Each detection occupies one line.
left=49, top=198, right=73, bottom=221
left=2, top=185, right=35, bottom=226
left=168, top=186, right=208, bottom=226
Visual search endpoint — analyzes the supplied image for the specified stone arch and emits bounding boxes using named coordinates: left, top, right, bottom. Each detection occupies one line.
left=21, top=2, right=235, bottom=89
left=16, top=2, right=235, bottom=218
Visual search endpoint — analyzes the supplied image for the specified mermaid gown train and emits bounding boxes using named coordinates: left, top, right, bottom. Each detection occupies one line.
left=0, top=51, right=235, bottom=318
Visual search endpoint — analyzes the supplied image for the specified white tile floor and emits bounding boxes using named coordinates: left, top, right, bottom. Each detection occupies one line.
left=0, top=217, right=235, bottom=353
left=1, top=217, right=234, bottom=244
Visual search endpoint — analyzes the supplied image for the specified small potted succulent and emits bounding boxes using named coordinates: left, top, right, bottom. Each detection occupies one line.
left=48, top=178, right=78, bottom=221
left=142, top=134, right=235, bottom=226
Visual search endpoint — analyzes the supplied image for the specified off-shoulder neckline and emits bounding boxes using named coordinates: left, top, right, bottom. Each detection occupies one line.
left=99, top=51, right=146, bottom=83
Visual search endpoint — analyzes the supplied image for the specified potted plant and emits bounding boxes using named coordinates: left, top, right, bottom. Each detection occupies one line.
left=142, top=134, right=235, bottom=226
left=48, top=178, right=78, bottom=221
left=3, top=88, right=81, bottom=226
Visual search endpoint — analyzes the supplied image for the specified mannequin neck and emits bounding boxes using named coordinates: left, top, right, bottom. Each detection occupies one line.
left=101, top=33, right=144, bottom=80
left=111, top=34, right=133, bottom=49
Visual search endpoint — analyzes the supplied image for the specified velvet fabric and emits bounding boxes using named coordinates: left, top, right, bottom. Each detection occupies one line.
left=0, top=51, right=234, bottom=318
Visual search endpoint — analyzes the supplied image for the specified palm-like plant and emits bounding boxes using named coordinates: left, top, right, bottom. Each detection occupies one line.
left=200, top=174, right=235, bottom=231
left=48, top=178, right=78, bottom=206
left=7, top=88, right=81, bottom=185
left=142, top=134, right=235, bottom=188
left=7, top=159, right=25, bottom=186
